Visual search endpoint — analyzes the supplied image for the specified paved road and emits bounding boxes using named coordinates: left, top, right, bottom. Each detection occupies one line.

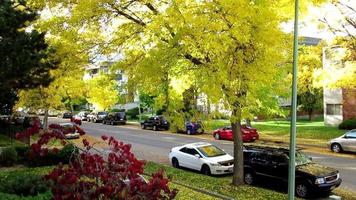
left=50, top=118, right=356, bottom=191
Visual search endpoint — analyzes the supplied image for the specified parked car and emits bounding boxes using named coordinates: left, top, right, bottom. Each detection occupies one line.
left=49, top=122, right=82, bottom=139
left=213, top=125, right=259, bottom=142
left=87, top=111, right=108, bottom=123
left=23, top=116, right=42, bottom=128
left=169, top=142, right=234, bottom=175
left=11, top=111, right=26, bottom=125
left=103, top=112, right=127, bottom=125
left=73, top=111, right=90, bottom=121
left=243, top=145, right=341, bottom=198
left=48, top=110, right=61, bottom=117
left=177, top=121, right=204, bottom=135
left=59, top=111, right=73, bottom=119
left=328, top=129, right=356, bottom=153
left=141, top=116, right=169, bottom=131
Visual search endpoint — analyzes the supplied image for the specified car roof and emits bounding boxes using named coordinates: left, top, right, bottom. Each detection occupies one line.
left=183, top=142, right=212, bottom=148
left=59, top=122, right=74, bottom=126
left=244, top=144, right=302, bottom=153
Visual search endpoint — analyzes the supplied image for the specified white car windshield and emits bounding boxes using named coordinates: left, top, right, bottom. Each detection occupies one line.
left=197, top=145, right=226, bottom=157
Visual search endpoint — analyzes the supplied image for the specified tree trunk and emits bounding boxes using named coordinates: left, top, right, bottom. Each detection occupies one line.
left=245, top=118, right=251, bottom=127
left=232, top=119, right=244, bottom=186
left=308, top=110, right=313, bottom=121
left=43, top=108, right=49, bottom=131
left=70, top=104, right=74, bottom=113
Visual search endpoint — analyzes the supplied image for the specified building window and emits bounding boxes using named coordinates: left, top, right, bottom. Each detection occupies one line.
left=326, top=104, right=342, bottom=115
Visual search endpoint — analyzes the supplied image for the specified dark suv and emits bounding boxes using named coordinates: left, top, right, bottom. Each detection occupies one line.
left=141, top=116, right=169, bottom=131
left=103, top=112, right=126, bottom=125
left=243, top=145, right=341, bottom=198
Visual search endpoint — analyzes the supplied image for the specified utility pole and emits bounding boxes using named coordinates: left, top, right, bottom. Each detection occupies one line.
left=288, top=0, right=299, bottom=199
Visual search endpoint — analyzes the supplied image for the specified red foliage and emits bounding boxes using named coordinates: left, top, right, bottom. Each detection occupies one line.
left=16, top=120, right=85, bottom=158
left=70, top=117, right=82, bottom=125
left=46, top=137, right=177, bottom=200
left=16, top=120, right=177, bottom=199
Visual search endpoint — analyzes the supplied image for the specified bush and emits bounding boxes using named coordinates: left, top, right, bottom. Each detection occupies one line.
left=0, top=146, right=18, bottom=166
left=126, top=107, right=140, bottom=120
left=338, top=119, right=356, bottom=130
left=0, top=191, right=52, bottom=200
left=15, top=146, right=30, bottom=162
left=0, top=174, right=48, bottom=196
left=29, top=144, right=77, bottom=167
left=0, top=167, right=52, bottom=198
left=109, top=108, right=125, bottom=112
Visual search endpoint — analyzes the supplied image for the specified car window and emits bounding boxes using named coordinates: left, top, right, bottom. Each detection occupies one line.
left=346, top=132, right=356, bottom=139
left=197, top=145, right=226, bottom=157
left=185, top=148, right=199, bottom=156
left=98, top=112, right=107, bottom=115
left=270, top=154, right=288, bottom=164
left=179, top=147, right=187, bottom=153
left=251, top=152, right=267, bottom=162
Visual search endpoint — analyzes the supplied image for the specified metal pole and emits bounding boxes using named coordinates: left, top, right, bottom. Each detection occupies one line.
left=288, top=0, right=299, bottom=199
left=138, top=92, right=142, bottom=121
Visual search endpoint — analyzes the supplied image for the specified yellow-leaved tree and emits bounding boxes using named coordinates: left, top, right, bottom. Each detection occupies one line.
left=28, top=0, right=327, bottom=186
left=86, top=74, right=119, bottom=111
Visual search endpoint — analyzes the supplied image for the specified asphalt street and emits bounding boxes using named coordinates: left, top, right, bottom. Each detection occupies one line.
left=50, top=118, right=356, bottom=192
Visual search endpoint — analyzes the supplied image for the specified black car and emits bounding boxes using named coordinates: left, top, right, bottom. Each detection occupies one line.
left=243, top=145, right=341, bottom=198
left=141, top=116, right=169, bottom=131
left=60, top=111, right=73, bottom=119
left=103, top=112, right=126, bottom=125
left=23, top=116, right=42, bottom=128
left=87, top=111, right=108, bottom=123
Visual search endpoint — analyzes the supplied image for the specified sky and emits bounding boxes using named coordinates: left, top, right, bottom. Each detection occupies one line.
left=283, top=0, right=355, bottom=42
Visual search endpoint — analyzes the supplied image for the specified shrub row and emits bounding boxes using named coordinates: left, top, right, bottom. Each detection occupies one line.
left=0, top=144, right=77, bottom=167
left=338, top=119, right=356, bottom=130
left=0, top=146, right=17, bottom=166
left=0, top=166, right=53, bottom=199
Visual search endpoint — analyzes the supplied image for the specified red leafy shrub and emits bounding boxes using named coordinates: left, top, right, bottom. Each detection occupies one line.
left=70, top=117, right=82, bottom=125
left=17, top=121, right=177, bottom=199
left=46, top=136, right=177, bottom=199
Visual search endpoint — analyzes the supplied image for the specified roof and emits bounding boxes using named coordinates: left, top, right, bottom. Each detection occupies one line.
left=300, top=37, right=322, bottom=46
left=184, top=142, right=212, bottom=148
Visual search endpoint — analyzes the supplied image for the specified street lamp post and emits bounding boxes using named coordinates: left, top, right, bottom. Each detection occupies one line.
left=288, top=0, right=299, bottom=199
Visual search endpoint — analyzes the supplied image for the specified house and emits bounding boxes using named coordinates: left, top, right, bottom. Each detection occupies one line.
left=322, top=46, right=356, bottom=126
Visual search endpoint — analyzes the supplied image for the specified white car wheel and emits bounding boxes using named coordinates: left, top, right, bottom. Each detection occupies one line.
left=331, top=143, right=342, bottom=153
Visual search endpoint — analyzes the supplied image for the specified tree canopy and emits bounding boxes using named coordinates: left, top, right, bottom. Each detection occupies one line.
left=27, top=0, right=326, bottom=186
left=0, top=0, right=56, bottom=114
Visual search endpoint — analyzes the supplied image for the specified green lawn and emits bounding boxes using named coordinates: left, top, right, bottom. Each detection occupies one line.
left=253, top=120, right=345, bottom=141
left=144, top=162, right=290, bottom=200
left=204, top=119, right=345, bottom=142
left=0, top=134, right=25, bottom=147
left=144, top=162, right=356, bottom=200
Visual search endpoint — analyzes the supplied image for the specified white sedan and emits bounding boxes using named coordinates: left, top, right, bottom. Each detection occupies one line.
left=169, top=142, right=234, bottom=175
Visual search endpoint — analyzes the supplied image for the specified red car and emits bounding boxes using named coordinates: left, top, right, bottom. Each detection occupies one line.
left=213, top=125, right=259, bottom=142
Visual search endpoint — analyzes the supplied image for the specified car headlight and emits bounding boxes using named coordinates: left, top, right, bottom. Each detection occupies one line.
left=210, top=163, right=220, bottom=166
left=315, top=178, right=325, bottom=185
